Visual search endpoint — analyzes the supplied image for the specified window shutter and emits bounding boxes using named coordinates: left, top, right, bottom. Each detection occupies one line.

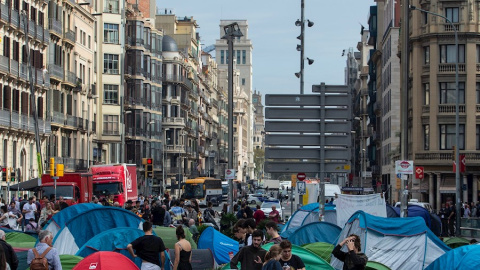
left=48, top=44, right=54, bottom=65
left=0, top=84, right=2, bottom=109
left=37, top=96, right=43, bottom=119
left=21, top=92, right=28, bottom=115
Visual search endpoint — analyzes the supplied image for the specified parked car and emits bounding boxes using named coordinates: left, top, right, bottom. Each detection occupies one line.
left=261, top=199, right=283, bottom=220
left=394, top=199, right=434, bottom=213
left=248, top=194, right=269, bottom=205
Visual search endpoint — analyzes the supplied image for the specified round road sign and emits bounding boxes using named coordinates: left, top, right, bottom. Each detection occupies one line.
left=297, top=172, right=306, bottom=181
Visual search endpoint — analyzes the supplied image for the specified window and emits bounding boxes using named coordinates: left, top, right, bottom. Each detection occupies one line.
left=103, top=115, right=119, bottom=135
left=104, top=23, right=119, bottom=44
left=103, top=84, right=118, bottom=104
left=88, top=35, right=91, bottom=49
left=424, top=46, right=430, bottom=65
left=439, top=82, right=465, bottom=104
left=220, top=50, right=224, bottom=64
left=104, top=0, right=119, bottom=13
left=242, top=50, right=246, bottom=64
left=440, top=124, right=464, bottom=150
left=236, top=50, right=240, bottom=64
left=440, top=44, right=464, bottom=63
left=477, top=82, right=480, bottom=104
left=103, top=54, right=119, bottom=74
left=242, top=78, right=245, bottom=86
left=423, top=125, right=430, bottom=150
left=477, top=45, right=480, bottom=63
left=423, top=83, right=430, bottom=105
left=477, top=125, right=480, bottom=150
left=445, top=7, right=459, bottom=23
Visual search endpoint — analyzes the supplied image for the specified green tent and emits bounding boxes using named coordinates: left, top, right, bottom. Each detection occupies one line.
left=302, top=242, right=335, bottom=262
left=26, top=254, right=83, bottom=270
left=443, top=237, right=470, bottom=248
left=5, top=232, right=36, bottom=248
left=262, top=242, right=334, bottom=270
left=153, top=226, right=197, bottom=250
left=366, top=261, right=391, bottom=270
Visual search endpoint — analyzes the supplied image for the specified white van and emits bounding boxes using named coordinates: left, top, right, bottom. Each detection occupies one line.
left=395, top=199, right=434, bottom=213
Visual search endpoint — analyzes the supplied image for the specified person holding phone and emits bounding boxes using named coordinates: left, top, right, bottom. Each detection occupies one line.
left=332, top=234, right=368, bottom=270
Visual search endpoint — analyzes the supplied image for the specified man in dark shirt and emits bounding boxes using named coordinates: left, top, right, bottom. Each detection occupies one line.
left=332, top=234, right=368, bottom=270
left=151, top=202, right=166, bottom=226
left=279, top=240, right=305, bottom=270
left=128, top=221, right=166, bottom=270
left=438, top=203, right=449, bottom=237
left=230, top=229, right=267, bottom=270
left=448, top=203, right=456, bottom=236
left=0, top=230, right=18, bottom=270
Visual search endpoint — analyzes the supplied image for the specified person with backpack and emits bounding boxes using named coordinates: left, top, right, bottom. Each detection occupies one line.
left=27, top=230, right=62, bottom=270
left=25, top=218, right=39, bottom=232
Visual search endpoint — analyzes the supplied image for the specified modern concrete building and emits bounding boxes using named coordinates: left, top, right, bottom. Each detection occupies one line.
left=407, top=0, right=480, bottom=209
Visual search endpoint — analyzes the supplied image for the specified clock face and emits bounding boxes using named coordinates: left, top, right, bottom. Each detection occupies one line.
left=253, top=98, right=257, bottom=103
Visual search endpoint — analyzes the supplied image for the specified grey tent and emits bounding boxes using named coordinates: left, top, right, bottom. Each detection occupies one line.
left=167, top=249, right=216, bottom=270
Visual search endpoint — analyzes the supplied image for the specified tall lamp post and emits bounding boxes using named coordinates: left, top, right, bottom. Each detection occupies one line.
left=410, top=5, right=460, bottom=236
left=222, top=23, right=243, bottom=213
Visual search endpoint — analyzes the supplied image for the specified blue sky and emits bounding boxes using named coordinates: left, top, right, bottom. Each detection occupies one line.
left=157, top=0, right=373, bottom=96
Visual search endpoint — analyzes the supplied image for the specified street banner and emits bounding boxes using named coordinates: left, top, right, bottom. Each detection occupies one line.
left=395, top=160, right=414, bottom=174
left=335, top=193, right=386, bottom=227
left=415, top=167, right=424, bottom=179
left=453, top=154, right=466, bottom=173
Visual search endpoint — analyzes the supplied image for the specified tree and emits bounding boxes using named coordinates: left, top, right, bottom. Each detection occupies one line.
left=253, top=148, right=265, bottom=180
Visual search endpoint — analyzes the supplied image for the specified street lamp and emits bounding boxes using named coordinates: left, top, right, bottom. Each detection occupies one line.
left=222, top=22, right=243, bottom=213
left=295, top=0, right=314, bottom=94
left=410, top=5, right=461, bottom=236
left=351, top=130, right=356, bottom=186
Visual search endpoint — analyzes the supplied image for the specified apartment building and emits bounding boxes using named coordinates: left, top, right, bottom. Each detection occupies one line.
left=252, top=90, right=264, bottom=180
left=408, top=0, right=480, bottom=208
left=0, top=0, right=50, bottom=194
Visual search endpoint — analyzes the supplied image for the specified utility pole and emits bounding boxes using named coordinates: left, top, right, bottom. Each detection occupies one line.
left=400, top=0, right=409, bottom=218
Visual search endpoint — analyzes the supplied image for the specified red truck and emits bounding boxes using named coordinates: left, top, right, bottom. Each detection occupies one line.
left=90, top=164, right=138, bottom=206
left=40, top=173, right=93, bottom=205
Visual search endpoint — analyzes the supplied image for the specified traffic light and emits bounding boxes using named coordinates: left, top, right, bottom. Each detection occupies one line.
left=1, top=168, right=6, bottom=182
left=57, top=164, right=64, bottom=177
left=10, top=168, right=15, bottom=182
left=50, top=157, right=55, bottom=176
left=144, top=158, right=154, bottom=178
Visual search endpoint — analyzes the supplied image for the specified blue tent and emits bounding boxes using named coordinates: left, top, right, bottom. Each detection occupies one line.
left=331, top=211, right=450, bottom=270
left=44, top=203, right=102, bottom=237
left=281, top=203, right=336, bottom=234
left=393, top=205, right=431, bottom=228
left=386, top=204, right=399, bottom=218
left=52, top=207, right=143, bottom=255
left=198, top=227, right=238, bottom=264
left=430, top=213, right=442, bottom=236
left=76, top=227, right=145, bottom=267
left=425, top=244, right=480, bottom=270
left=281, top=221, right=341, bottom=245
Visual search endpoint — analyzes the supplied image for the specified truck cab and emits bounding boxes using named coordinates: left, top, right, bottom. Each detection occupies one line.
left=90, top=164, right=137, bottom=206
left=40, top=173, right=93, bottom=205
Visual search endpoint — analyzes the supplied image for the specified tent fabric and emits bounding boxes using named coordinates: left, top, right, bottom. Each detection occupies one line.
left=73, top=251, right=139, bottom=270
left=425, top=244, right=480, bottom=270
left=393, top=205, right=431, bottom=228
left=430, top=213, right=442, bottom=236
left=281, top=203, right=337, bottom=234
left=302, top=242, right=335, bottom=263
left=330, top=211, right=450, bottom=270
left=281, top=222, right=342, bottom=245
left=385, top=204, right=398, bottom=218
left=53, top=207, right=143, bottom=255
left=197, top=226, right=238, bottom=265
left=166, top=249, right=216, bottom=270
left=5, top=232, right=36, bottom=248
left=366, top=261, right=392, bottom=270
left=153, top=226, right=197, bottom=250
left=262, top=242, right=334, bottom=270
left=443, top=237, right=470, bottom=249
left=59, top=254, right=84, bottom=270
left=44, top=203, right=102, bottom=237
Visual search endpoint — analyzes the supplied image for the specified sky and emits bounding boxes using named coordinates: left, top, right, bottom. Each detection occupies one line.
left=157, top=0, right=373, bottom=97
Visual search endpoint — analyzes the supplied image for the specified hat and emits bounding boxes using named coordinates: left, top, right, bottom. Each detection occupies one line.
left=126, top=200, right=133, bottom=204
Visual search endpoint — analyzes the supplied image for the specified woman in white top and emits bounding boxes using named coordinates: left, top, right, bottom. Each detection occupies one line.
left=0, top=206, right=10, bottom=228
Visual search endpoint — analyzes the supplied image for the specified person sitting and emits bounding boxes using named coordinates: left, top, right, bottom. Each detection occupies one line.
left=25, top=218, right=39, bottom=232
left=0, top=206, right=10, bottom=229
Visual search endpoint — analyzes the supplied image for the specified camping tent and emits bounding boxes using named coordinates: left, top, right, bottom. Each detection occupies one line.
left=425, top=244, right=480, bottom=270
left=281, top=221, right=341, bottom=245
left=263, top=242, right=334, bottom=270
left=302, top=242, right=335, bottom=263
left=153, top=226, right=197, bottom=250
left=73, top=251, right=139, bottom=270
left=59, top=255, right=84, bottom=270
left=75, top=227, right=144, bottom=266
left=366, top=261, right=392, bottom=270
left=5, top=232, right=36, bottom=248
left=430, top=213, right=442, bottom=236
left=331, top=210, right=450, bottom=270
left=53, top=207, right=143, bottom=255
left=393, top=205, right=431, bottom=228
left=166, top=249, right=216, bottom=270
left=442, top=237, right=470, bottom=249
left=281, top=203, right=337, bottom=234
left=198, top=226, right=238, bottom=264
left=385, top=204, right=398, bottom=218
left=44, top=203, right=102, bottom=237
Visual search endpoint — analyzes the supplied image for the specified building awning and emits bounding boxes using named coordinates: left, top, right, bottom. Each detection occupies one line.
left=439, top=186, right=457, bottom=194
left=9, top=178, right=41, bottom=191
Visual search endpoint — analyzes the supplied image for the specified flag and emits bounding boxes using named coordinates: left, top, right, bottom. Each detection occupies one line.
left=453, top=154, right=466, bottom=173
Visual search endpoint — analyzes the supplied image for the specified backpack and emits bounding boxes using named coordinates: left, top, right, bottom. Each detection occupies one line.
left=30, top=247, right=51, bottom=270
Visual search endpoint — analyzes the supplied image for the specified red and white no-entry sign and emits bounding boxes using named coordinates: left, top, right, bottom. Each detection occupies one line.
left=297, top=172, right=306, bottom=181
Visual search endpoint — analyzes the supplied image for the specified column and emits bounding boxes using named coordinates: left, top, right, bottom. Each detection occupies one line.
left=463, top=175, right=468, bottom=203
left=429, top=173, right=434, bottom=206
left=436, top=173, right=441, bottom=212
left=473, top=175, right=478, bottom=204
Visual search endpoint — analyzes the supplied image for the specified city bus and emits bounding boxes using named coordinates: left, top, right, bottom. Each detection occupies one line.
left=222, top=181, right=229, bottom=201
left=183, top=177, right=222, bottom=206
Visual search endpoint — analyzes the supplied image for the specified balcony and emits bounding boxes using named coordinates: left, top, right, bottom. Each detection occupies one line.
left=10, top=59, right=18, bottom=77
left=0, top=4, right=9, bottom=23
left=422, top=105, right=430, bottom=114
left=36, top=25, right=43, bottom=41
left=51, top=111, right=64, bottom=125
left=438, top=63, right=465, bottom=73
left=164, top=144, right=186, bottom=153
left=415, top=151, right=480, bottom=166
left=64, top=71, right=76, bottom=86
left=66, top=115, right=77, bottom=127
left=10, top=9, right=19, bottom=28
left=444, top=23, right=460, bottom=32
left=103, top=129, right=120, bottom=136
left=0, top=55, right=8, bottom=73
left=162, top=74, right=193, bottom=90
left=63, top=29, right=75, bottom=45
left=11, top=111, right=19, bottom=129
left=0, top=109, right=10, bottom=127
left=162, top=117, right=185, bottom=126
left=49, top=64, right=64, bottom=81
left=48, top=18, right=62, bottom=37
left=28, top=20, right=35, bottom=37
left=19, top=63, right=28, bottom=81
left=438, top=104, right=465, bottom=114
left=43, top=29, right=49, bottom=44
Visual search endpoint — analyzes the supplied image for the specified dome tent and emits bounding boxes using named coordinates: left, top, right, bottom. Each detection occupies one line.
left=197, top=226, right=238, bottom=265
left=281, top=203, right=337, bottom=234
left=281, top=221, right=341, bottom=245
left=425, top=244, right=480, bottom=270
left=263, top=242, right=334, bottom=270
left=53, top=207, right=143, bottom=255
left=73, top=251, right=139, bottom=270
left=302, top=242, right=335, bottom=263
left=43, top=203, right=102, bottom=237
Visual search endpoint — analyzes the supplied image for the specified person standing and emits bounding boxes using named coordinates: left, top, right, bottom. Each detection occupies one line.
left=279, top=240, right=305, bottom=270
left=173, top=226, right=192, bottom=270
left=262, top=244, right=282, bottom=270
left=27, top=230, right=62, bottom=270
left=253, top=205, right=265, bottom=225
left=265, top=222, right=282, bottom=244
left=151, top=202, right=166, bottom=226
left=127, top=221, right=166, bottom=270
left=448, top=203, right=456, bottom=236
left=230, top=230, right=267, bottom=270
left=332, top=234, right=368, bottom=270
left=438, top=203, right=448, bottom=237
left=22, top=197, right=37, bottom=226
left=0, top=230, right=18, bottom=270
left=268, top=205, right=280, bottom=223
